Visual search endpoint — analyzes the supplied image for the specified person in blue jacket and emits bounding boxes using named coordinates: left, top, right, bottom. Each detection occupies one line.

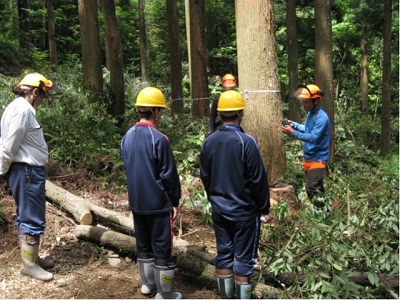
left=200, top=90, right=273, bottom=299
left=281, top=84, right=330, bottom=207
left=120, top=87, right=182, bottom=299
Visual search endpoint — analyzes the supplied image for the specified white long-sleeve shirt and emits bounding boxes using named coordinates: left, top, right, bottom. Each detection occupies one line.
left=0, top=97, right=48, bottom=175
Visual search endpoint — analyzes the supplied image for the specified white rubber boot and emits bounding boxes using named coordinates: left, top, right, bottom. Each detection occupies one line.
left=19, top=234, right=53, bottom=281
left=138, top=258, right=157, bottom=297
left=234, top=282, right=252, bottom=299
left=216, top=268, right=234, bottom=299
left=217, top=275, right=234, bottom=299
left=154, top=265, right=182, bottom=299
left=19, top=231, right=55, bottom=269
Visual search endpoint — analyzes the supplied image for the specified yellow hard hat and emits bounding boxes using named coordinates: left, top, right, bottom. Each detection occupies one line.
left=217, top=90, right=245, bottom=111
left=135, top=87, right=168, bottom=108
left=18, top=73, right=56, bottom=95
left=293, top=84, right=324, bottom=101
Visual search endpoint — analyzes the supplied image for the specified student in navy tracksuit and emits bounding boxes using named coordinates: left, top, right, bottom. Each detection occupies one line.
left=121, top=87, right=182, bottom=299
left=200, top=90, right=273, bottom=299
left=281, top=84, right=330, bottom=208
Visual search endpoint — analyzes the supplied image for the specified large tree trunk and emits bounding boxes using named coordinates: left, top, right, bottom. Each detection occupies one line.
left=286, top=0, right=300, bottom=123
left=78, top=0, right=103, bottom=103
left=167, top=0, right=184, bottom=114
left=314, top=0, right=335, bottom=163
left=185, top=0, right=209, bottom=119
left=103, top=0, right=125, bottom=121
left=235, top=0, right=286, bottom=184
left=380, top=0, right=392, bottom=155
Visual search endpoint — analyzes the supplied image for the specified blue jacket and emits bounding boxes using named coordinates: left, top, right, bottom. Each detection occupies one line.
left=120, top=121, right=181, bottom=214
left=291, top=107, right=330, bottom=163
left=200, top=125, right=270, bottom=221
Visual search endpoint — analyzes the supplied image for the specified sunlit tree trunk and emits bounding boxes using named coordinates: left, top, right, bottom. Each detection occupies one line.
left=139, top=0, right=148, bottom=83
left=235, top=0, right=286, bottom=184
left=167, top=0, right=184, bottom=114
left=314, top=0, right=335, bottom=163
left=47, top=0, right=57, bottom=71
left=380, top=0, right=392, bottom=155
left=286, top=0, right=300, bottom=122
left=103, top=0, right=125, bottom=122
left=185, top=0, right=209, bottom=119
left=78, top=0, right=103, bottom=103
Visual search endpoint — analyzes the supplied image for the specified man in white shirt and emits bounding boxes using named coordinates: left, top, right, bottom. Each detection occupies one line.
left=0, top=73, right=60, bottom=281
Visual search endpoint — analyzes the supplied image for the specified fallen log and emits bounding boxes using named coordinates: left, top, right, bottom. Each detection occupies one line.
left=75, top=224, right=136, bottom=252
left=46, top=180, right=93, bottom=225
left=85, top=201, right=134, bottom=234
left=46, top=180, right=133, bottom=233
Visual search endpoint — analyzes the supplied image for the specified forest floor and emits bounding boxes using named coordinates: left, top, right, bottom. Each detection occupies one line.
left=0, top=170, right=221, bottom=299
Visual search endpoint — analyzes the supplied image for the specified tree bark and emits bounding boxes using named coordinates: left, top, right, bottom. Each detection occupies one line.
left=380, top=0, right=392, bottom=155
left=167, top=0, right=184, bottom=114
left=235, top=0, right=286, bottom=184
left=103, top=0, right=125, bottom=121
left=47, top=0, right=57, bottom=71
left=138, top=0, right=148, bottom=83
left=314, top=0, right=335, bottom=163
left=45, top=180, right=134, bottom=233
left=78, top=0, right=103, bottom=102
left=45, top=180, right=93, bottom=225
left=185, top=0, right=209, bottom=119
left=286, top=0, right=300, bottom=123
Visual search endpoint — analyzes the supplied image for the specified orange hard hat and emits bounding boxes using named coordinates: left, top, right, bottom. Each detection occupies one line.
left=292, top=84, right=324, bottom=101
left=221, top=74, right=237, bottom=88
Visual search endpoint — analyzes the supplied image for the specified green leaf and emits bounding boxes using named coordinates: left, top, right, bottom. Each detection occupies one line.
left=332, top=264, right=342, bottom=271
left=367, top=272, right=376, bottom=285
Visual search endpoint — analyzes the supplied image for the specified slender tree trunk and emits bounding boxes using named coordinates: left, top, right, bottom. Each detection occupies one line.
left=235, top=0, right=286, bottom=184
left=380, top=0, right=392, bottom=155
left=167, top=0, right=184, bottom=114
left=17, top=0, right=32, bottom=60
left=139, top=0, right=148, bottom=83
left=103, top=0, right=125, bottom=121
left=47, top=0, right=57, bottom=71
left=78, top=0, right=103, bottom=103
left=186, top=0, right=209, bottom=119
left=286, top=0, right=300, bottom=122
left=314, top=0, right=335, bottom=163
left=360, top=0, right=368, bottom=119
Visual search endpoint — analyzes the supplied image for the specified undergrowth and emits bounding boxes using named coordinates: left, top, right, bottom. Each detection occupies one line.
left=0, top=67, right=398, bottom=299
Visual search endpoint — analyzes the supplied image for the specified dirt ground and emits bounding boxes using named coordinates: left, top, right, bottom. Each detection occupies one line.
left=0, top=173, right=221, bottom=299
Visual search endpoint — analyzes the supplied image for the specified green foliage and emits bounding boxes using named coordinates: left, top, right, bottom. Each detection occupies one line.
left=263, top=131, right=399, bottom=298
left=34, top=65, right=124, bottom=184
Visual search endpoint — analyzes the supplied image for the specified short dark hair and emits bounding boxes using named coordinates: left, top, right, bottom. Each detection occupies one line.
left=220, top=110, right=242, bottom=122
